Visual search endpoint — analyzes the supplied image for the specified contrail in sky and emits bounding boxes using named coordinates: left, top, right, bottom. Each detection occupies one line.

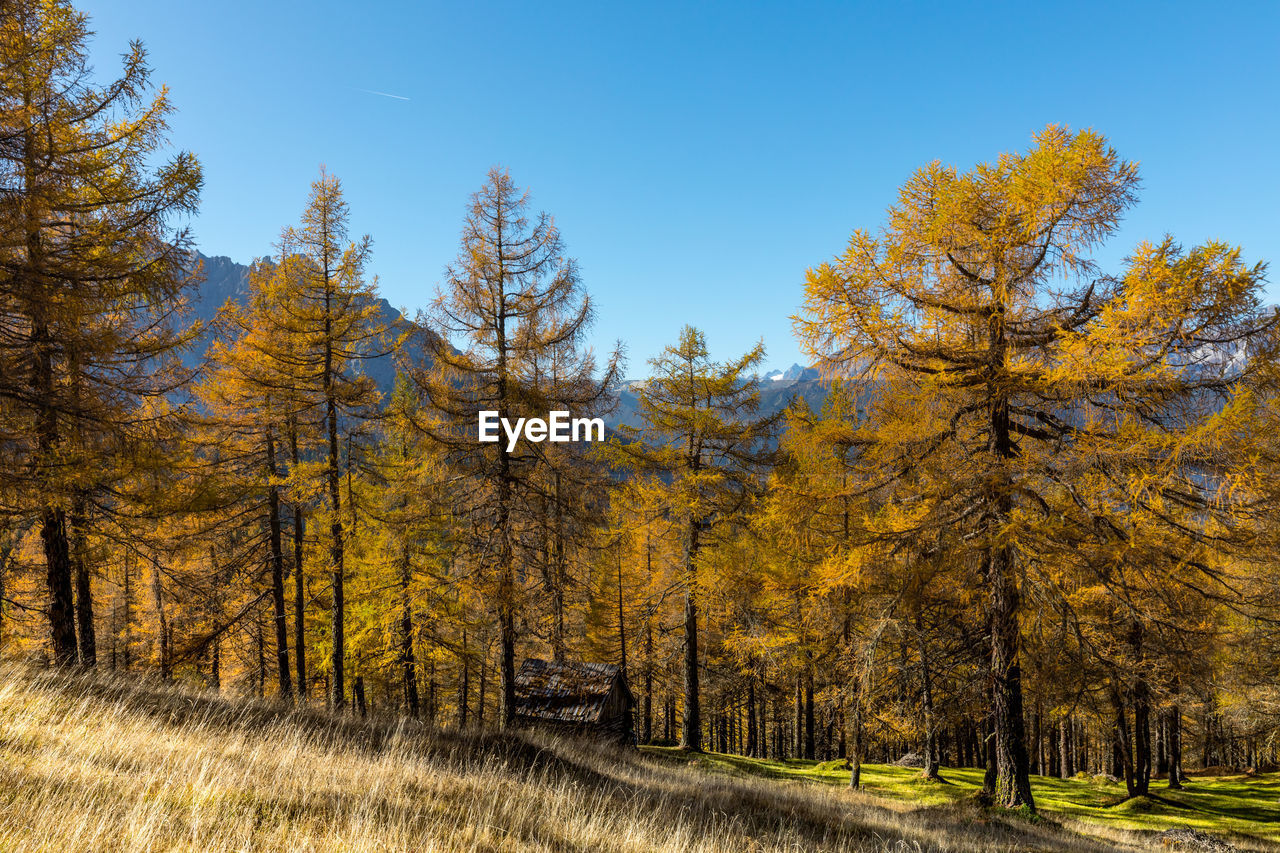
left=348, top=86, right=410, bottom=101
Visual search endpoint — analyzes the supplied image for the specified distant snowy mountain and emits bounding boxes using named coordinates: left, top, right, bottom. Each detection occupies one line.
left=758, top=363, right=820, bottom=384
left=782, top=363, right=820, bottom=382
left=604, top=370, right=836, bottom=431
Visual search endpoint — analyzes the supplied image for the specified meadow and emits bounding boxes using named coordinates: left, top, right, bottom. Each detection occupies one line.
left=647, top=747, right=1280, bottom=849
left=0, top=665, right=1273, bottom=853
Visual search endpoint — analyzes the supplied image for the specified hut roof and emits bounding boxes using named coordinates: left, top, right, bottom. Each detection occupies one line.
left=513, top=658, right=633, bottom=725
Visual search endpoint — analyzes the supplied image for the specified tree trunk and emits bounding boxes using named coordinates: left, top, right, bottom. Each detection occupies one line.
left=289, top=420, right=307, bottom=700
left=210, top=638, right=220, bottom=691
left=427, top=657, right=437, bottom=723
left=1133, top=679, right=1152, bottom=795
left=804, top=669, right=816, bottom=760
left=354, top=675, right=367, bottom=718
left=986, top=303, right=1034, bottom=810
left=794, top=675, right=804, bottom=758
left=918, top=619, right=940, bottom=779
left=0, top=539, right=6, bottom=655
left=681, top=521, right=701, bottom=751
left=266, top=429, right=292, bottom=700
left=849, top=690, right=863, bottom=789
left=1203, top=706, right=1212, bottom=768
left=70, top=502, right=95, bottom=667
left=1168, top=701, right=1184, bottom=789
left=495, top=444, right=518, bottom=729
left=551, top=471, right=566, bottom=662
left=1130, top=621, right=1151, bottom=796
left=617, top=545, right=627, bottom=674
left=1156, top=712, right=1168, bottom=777
left=499, top=604, right=515, bottom=729
left=760, top=686, right=769, bottom=758
left=399, top=539, right=419, bottom=717
left=477, top=644, right=488, bottom=729
left=42, top=508, right=77, bottom=665
left=1032, top=701, right=1043, bottom=776
left=121, top=556, right=132, bottom=669
left=1060, top=715, right=1074, bottom=777
left=323, top=264, right=345, bottom=709
left=643, top=619, right=654, bottom=744
left=838, top=699, right=847, bottom=760
left=1111, top=684, right=1136, bottom=797
left=987, top=538, right=1032, bottom=807
left=327, top=394, right=344, bottom=710
left=152, top=562, right=169, bottom=680
left=983, top=710, right=997, bottom=795
left=33, top=294, right=77, bottom=666
left=457, top=630, right=469, bottom=729
left=256, top=609, right=266, bottom=698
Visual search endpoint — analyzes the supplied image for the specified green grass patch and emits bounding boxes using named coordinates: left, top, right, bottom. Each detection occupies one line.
left=641, top=747, right=1280, bottom=846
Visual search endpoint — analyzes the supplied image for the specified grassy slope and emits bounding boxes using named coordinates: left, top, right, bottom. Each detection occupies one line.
left=0, top=666, right=1265, bottom=853
left=646, top=747, right=1280, bottom=849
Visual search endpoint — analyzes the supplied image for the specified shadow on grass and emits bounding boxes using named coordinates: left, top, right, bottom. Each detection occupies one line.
left=8, top=667, right=1151, bottom=852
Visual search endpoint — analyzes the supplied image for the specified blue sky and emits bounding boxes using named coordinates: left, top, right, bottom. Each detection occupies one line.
left=82, top=1, right=1279, bottom=376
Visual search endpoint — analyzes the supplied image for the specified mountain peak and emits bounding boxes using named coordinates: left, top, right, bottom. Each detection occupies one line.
left=782, top=363, right=819, bottom=381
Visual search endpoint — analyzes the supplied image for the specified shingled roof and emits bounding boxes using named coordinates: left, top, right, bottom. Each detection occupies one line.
left=513, top=658, right=632, bottom=725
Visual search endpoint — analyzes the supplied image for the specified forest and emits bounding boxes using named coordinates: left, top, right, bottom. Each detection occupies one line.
left=3, top=0, right=1280, bottom=821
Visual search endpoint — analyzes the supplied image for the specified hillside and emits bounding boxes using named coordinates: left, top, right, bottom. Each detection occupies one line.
left=0, top=666, right=1248, bottom=853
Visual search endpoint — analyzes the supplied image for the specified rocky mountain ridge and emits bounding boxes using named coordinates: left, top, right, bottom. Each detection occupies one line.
left=187, top=252, right=835, bottom=428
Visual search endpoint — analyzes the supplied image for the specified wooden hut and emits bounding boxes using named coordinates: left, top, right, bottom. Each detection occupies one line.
left=513, top=658, right=635, bottom=745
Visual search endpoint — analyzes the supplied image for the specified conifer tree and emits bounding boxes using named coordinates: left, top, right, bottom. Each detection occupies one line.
left=195, top=254, right=323, bottom=700
left=0, top=0, right=201, bottom=664
left=366, top=373, right=455, bottom=717
left=797, top=125, right=1272, bottom=808
left=254, top=171, right=388, bottom=708
left=414, top=168, right=618, bottom=727
left=614, top=326, right=775, bottom=751
left=526, top=305, right=620, bottom=662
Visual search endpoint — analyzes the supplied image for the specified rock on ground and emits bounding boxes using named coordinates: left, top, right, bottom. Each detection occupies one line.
left=1158, top=827, right=1238, bottom=852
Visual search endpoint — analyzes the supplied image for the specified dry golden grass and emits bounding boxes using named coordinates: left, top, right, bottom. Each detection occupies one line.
left=0, top=666, right=1165, bottom=852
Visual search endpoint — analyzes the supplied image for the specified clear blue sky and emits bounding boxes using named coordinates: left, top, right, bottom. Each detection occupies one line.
left=82, top=0, right=1279, bottom=376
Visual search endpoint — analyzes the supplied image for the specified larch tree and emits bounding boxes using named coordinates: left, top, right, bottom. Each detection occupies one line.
left=194, top=252, right=330, bottom=700
left=796, top=125, right=1272, bottom=808
left=270, top=170, right=388, bottom=709
left=613, top=326, right=776, bottom=751
left=526, top=304, right=620, bottom=663
left=601, top=476, right=685, bottom=745
left=366, top=372, right=455, bottom=718
left=414, top=168, right=617, bottom=728
left=0, top=0, right=201, bottom=664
